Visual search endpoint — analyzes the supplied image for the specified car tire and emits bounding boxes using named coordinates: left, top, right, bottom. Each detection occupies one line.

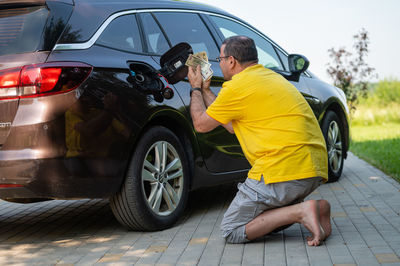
left=322, top=111, right=344, bottom=183
left=110, top=126, right=190, bottom=231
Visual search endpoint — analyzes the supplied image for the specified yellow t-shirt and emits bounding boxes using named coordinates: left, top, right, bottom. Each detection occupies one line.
left=206, top=64, right=328, bottom=184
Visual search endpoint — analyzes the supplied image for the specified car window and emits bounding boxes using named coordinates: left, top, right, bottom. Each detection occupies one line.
left=210, top=16, right=283, bottom=70
left=96, top=14, right=142, bottom=53
left=154, top=12, right=219, bottom=60
left=276, top=48, right=289, bottom=71
left=139, top=13, right=170, bottom=55
left=0, top=6, right=48, bottom=56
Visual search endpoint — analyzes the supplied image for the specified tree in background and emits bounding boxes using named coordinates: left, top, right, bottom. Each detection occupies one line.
left=326, top=28, right=376, bottom=114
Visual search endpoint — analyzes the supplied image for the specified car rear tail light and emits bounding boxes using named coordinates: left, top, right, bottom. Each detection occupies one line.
left=0, top=62, right=92, bottom=100
left=0, top=184, right=24, bottom=188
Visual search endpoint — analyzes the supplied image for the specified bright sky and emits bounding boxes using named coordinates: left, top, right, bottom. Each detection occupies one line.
left=195, top=0, right=399, bottom=84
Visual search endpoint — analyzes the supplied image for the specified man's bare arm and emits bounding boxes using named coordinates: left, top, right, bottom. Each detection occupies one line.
left=190, top=90, right=221, bottom=133
left=201, top=86, right=217, bottom=107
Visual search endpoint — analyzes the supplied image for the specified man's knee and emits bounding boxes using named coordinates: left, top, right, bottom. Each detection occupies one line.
left=223, top=225, right=249, bottom=244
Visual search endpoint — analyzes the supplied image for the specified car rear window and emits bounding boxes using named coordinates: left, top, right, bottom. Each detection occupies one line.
left=0, top=6, right=48, bottom=56
left=96, top=14, right=142, bottom=53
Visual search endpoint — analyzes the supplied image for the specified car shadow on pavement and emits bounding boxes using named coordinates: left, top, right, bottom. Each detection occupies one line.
left=0, top=182, right=239, bottom=245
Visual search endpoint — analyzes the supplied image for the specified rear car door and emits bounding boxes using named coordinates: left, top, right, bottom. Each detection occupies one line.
left=152, top=11, right=250, bottom=173
left=47, top=12, right=157, bottom=187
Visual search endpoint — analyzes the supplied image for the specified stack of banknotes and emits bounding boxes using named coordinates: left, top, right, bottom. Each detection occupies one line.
left=185, top=51, right=213, bottom=81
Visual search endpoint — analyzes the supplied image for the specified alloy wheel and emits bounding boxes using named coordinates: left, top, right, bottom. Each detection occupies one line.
left=141, top=141, right=184, bottom=216
left=327, top=120, right=343, bottom=174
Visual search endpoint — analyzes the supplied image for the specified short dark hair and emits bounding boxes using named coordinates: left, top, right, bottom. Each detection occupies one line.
left=222, top=36, right=258, bottom=64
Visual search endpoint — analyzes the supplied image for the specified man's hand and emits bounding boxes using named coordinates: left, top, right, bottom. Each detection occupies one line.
left=188, top=65, right=202, bottom=88
left=187, top=65, right=234, bottom=134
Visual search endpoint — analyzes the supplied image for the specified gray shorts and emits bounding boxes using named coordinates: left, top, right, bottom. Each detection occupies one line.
left=221, top=176, right=323, bottom=244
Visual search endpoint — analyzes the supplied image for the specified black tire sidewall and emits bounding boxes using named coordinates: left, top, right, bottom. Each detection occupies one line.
left=125, top=126, right=189, bottom=230
left=322, top=111, right=344, bottom=182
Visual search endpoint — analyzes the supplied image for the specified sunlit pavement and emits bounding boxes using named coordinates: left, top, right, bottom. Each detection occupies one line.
left=0, top=152, right=399, bottom=265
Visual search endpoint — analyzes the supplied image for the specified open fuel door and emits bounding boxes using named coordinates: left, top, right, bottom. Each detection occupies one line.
left=128, top=43, right=192, bottom=102
left=159, top=42, right=192, bottom=84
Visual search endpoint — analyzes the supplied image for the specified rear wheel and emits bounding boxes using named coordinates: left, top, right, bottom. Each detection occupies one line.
left=322, top=111, right=344, bottom=183
left=110, top=126, right=189, bottom=230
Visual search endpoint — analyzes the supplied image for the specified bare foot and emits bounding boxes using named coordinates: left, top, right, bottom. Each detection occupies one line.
left=300, top=200, right=324, bottom=246
left=318, top=199, right=331, bottom=238
left=306, top=199, right=331, bottom=244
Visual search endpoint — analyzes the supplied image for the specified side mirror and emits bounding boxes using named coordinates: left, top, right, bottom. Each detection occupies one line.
left=287, top=54, right=309, bottom=82
left=159, top=42, right=193, bottom=84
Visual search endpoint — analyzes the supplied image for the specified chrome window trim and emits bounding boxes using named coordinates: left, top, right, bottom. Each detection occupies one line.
left=53, top=9, right=138, bottom=51
left=54, top=9, right=201, bottom=51
left=53, top=8, right=311, bottom=77
left=54, top=9, right=281, bottom=53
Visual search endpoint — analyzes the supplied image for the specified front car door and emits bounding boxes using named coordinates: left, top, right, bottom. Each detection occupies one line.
left=151, top=11, right=251, bottom=173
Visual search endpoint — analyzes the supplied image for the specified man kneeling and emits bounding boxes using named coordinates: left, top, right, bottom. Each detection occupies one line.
left=187, top=35, right=331, bottom=245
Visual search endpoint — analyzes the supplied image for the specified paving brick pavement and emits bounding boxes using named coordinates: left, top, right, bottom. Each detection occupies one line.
left=0, top=152, right=399, bottom=265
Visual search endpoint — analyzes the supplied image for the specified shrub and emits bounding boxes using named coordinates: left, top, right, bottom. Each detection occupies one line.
left=326, top=28, right=376, bottom=114
left=374, top=78, right=400, bottom=105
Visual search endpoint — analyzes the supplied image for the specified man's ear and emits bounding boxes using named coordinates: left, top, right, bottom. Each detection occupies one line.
left=228, top=56, right=236, bottom=69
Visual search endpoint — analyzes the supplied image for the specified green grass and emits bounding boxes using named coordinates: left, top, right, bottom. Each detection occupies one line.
left=350, top=122, right=400, bottom=182
left=348, top=79, right=400, bottom=182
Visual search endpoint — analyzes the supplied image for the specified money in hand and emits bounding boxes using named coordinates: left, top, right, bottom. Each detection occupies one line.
left=185, top=51, right=213, bottom=81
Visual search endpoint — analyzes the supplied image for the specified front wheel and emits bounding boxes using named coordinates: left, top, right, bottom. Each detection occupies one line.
left=322, top=111, right=344, bottom=183
left=110, top=126, right=190, bottom=230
